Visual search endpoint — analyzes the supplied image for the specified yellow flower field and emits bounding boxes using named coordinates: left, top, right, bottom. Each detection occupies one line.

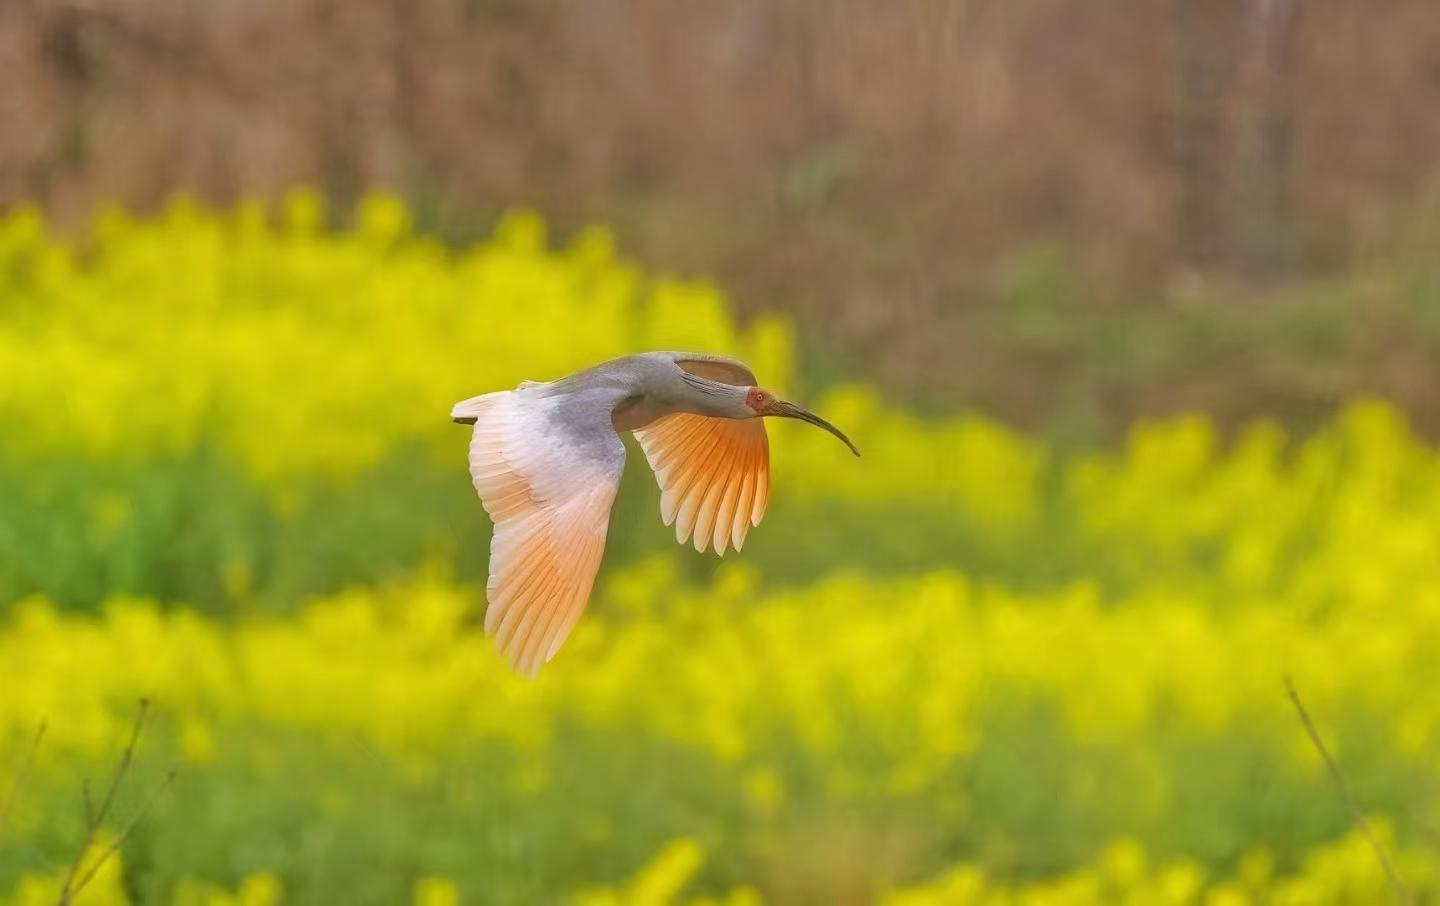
left=0, top=194, right=790, bottom=481
left=2, top=198, right=1438, bottom=903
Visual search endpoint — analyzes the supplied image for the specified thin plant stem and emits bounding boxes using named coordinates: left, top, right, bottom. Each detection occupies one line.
left=1285, top=675, right=1411, bottom=905
left=57, top=699, right=174, bottom=906
left=0, top=720, right=47, bottom=834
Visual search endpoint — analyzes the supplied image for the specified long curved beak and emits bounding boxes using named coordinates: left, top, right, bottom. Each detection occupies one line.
left=771, top=401, right=861, bottom=456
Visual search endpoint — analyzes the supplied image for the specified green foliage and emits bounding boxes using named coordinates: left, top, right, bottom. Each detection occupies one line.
left=4, top=198, right=1439, bottom=903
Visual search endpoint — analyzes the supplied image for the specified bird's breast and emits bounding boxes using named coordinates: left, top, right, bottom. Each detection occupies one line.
left=610, top=394, right=669, bottom=432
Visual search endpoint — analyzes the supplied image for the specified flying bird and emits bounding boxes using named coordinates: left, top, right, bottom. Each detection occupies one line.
left=452, top=351, right=859, bottom=676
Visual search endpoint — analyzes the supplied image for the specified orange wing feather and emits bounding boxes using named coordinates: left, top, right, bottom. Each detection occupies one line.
left=635, top=413, right=771, bottom=555
left=462, top=391, right=623, bottom=676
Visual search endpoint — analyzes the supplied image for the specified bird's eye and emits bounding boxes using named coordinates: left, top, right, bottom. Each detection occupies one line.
left=745, top=388, right=771, bottom=411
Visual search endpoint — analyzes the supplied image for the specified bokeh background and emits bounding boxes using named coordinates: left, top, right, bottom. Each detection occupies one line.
left=3, top=2, right=1440, bottom=903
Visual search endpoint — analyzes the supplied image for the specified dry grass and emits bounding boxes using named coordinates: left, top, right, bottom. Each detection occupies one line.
left=3, top=1, right=1440, bottom=427
left=3, top=2, right=1438, bottom=275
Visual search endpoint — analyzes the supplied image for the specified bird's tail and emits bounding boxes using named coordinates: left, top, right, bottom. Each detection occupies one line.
left=451, top=391, right=506, bottom=425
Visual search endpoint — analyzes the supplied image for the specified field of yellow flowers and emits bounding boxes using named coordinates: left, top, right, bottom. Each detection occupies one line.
left=3, top=197, right=1440, bottom=904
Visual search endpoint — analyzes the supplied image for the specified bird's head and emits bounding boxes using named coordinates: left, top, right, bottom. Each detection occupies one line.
left=744, top=387, right=860, bottom=457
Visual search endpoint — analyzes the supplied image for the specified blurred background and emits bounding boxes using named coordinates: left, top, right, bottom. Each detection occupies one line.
left=3, top=2, right=1440, bottom=904
left=6, top=0, right=1440, bottom=432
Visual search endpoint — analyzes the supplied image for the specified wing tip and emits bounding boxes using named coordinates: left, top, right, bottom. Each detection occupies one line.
left=452, top=392, right=498, bottom=423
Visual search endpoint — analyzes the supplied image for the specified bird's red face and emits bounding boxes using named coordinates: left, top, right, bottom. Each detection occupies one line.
left=744, top=386, right=861, bottom=455
left=744, top=387, right=776, bottom=414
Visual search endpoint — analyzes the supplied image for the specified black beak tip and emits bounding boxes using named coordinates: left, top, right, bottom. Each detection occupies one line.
left=780, top=401, right=861, bottom=459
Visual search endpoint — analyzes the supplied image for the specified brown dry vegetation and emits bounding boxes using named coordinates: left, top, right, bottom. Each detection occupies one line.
left=2, top=0, right=1439, bottom=431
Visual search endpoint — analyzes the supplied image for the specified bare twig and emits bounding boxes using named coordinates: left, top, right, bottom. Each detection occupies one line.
left=65, top=769, right=177, bottom=900
left=92, top=701, right=148, bottom=829
left=57, top=699, right=175, bottom=906
left=0, top=720, right=47, bottom=835
left=1285, top=676, right=1411, bottom=904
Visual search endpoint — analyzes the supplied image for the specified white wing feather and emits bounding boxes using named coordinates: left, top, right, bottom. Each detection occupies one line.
left=458, top=389, right=624, bottom=677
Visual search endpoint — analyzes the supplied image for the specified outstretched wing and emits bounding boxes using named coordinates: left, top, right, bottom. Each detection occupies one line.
left=670, top=353, right=758, bottom=388
left=455, top=389, right=624, bottom=677
left=634, top=413, right=770, bottom=556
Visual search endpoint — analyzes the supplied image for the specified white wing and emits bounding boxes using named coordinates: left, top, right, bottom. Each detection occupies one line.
left=454, top=389, right=624, bottom=677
